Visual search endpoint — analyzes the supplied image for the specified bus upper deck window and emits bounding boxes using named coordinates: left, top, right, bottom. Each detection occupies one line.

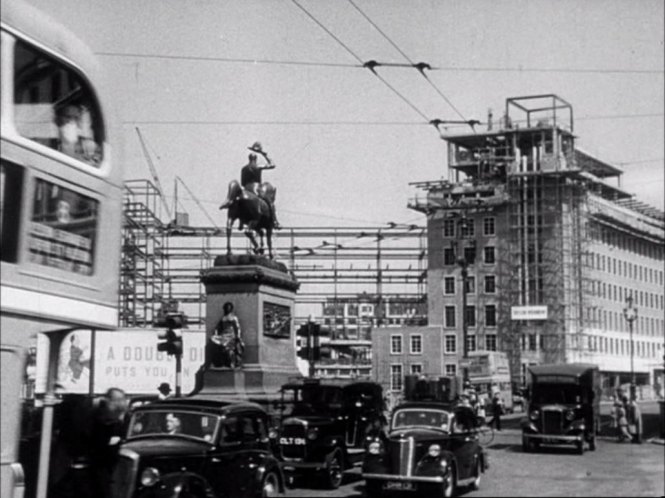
left=13, top=40, right=104, bottom=167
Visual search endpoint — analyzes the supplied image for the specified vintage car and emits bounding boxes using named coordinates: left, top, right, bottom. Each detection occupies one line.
left=110, top=397, right=284, bottom=498
left=362, top=399, right=488, bottom=498
left=522, top=363, right=600, bottom=454
left=277, top=379, right=386, bottom=489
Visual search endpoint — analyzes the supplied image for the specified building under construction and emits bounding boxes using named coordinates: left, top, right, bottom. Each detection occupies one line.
left=410, top=94, right=664, bottom=393
left=119, top=178, right=427, bottom=351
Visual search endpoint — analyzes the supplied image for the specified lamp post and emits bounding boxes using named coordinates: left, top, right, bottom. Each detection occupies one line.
left=622, top=294, right=638, bottom=402
left=456, top=216, right=473, bottom=382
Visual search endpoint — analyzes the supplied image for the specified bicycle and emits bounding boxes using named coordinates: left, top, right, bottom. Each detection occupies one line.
left=476, top=419, right=495, bottom=447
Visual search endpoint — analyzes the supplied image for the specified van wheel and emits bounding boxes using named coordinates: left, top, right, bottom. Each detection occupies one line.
left=259, top=471, right=280, bottom=498
left=575, top=441, right=584, bottom=455
left=589, top=436, right=596, bottom=451
left=324, top=450, right=343, bottom=489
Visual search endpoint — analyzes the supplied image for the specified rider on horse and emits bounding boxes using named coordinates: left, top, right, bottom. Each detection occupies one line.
left=220, top=142, right=280, bottom=229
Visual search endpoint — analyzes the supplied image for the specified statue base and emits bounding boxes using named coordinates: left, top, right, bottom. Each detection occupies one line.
left=192, top=254, right=302, bottom=403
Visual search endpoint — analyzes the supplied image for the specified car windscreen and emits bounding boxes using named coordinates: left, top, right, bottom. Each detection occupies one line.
left=392, top=409, right=450, bottom=431
left=531, top=384, right=585, bottom=405
left=127, top=410, right=220, bottom=442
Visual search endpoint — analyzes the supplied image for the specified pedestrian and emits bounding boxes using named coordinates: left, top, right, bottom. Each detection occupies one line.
left=609, top=396, right=618, bottom=433
left=490, top=392, right=503, bottom=431
left=627, top=397, right=643, bottom=444
left=616, top=402, right=631, bottom=442
left=157, top=382, right=173, bottom=400
left=90, top=388, right=128, bottom=498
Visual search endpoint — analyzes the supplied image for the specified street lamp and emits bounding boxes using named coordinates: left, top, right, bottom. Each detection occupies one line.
left=456, top=216, right=474, bottom=382
left=622, top=294, right=638, bottom=402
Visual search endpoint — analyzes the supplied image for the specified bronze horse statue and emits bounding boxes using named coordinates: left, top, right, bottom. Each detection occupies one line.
left=222, top=180, right=276, bottom=258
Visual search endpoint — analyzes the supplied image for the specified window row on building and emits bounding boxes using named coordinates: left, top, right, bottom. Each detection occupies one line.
left=590, top=225, right=664, bottom=261
left=444, top=305, right=497, bottom=328
left=586, top=335, right=663, bottom=358
left=443, top=275, right=496, bottom=294
left=589, top=308, right=664, bottom=337
left=589, top=281, right=664, bottom=310
left=590, top=252, right=664, bottom=285
left=443, top=333, right=497, bottom=354
left=443, top=216, right=496, bottom=238
left=390, top=333, right=423, bottom=355
left=443, top=246, right=495, bottom=265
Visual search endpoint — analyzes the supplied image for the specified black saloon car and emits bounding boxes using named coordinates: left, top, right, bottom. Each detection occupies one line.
left=277, top=379, right=386, bottom=489
left=110, top=397, right=284, bottom=498
left=362, top=401, right=487, bottom=497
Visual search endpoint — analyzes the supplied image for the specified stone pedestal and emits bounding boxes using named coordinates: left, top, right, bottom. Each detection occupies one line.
left=194, top=255, right=301, bottom=401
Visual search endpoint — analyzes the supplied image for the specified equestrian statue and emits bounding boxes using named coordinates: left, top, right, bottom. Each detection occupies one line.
left=219, top=142, right=280, bottom=258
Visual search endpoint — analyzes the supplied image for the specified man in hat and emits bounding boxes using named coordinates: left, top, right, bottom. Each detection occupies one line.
left=220, top=142, right=280, bottom=229
left=157, top=383, right=173, bottom=400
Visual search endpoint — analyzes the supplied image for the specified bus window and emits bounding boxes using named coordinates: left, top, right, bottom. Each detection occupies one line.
left=29, top=179, right=97, bottom=275
left=0, top=161, right=24, bottom=262
left=13, top=40, right=104, bottom=167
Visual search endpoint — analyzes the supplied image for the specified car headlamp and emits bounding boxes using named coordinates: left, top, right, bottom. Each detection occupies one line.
left=307, top=428, right=319, bottom=440
left=428, top=444, right=441, bottom=457
left=565, top=410, right=575, bottom=421
left=140, top=467, right=160, bottom=487
left=368, top=441, right=383, bottom=455
left=529, top=410, right=540, bottom=421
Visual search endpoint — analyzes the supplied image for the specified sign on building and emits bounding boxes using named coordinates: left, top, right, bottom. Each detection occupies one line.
left=35, top=328, right=206, bottom=395
left=511, top=305, right=548, bottom=321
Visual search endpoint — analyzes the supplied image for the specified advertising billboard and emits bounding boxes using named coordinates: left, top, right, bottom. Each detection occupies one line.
left=36, top=328, right=206, bottom=395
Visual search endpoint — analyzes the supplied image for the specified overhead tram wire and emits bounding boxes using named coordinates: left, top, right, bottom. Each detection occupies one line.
left=289, top=0, right=431, bottom=123
left=122, top=112, right=663, bottom=127
left=98, top=51, right=663, bottom=75
left=346, top=0, right=469, bottom=124
left=97, top=51, right=361, bottom=69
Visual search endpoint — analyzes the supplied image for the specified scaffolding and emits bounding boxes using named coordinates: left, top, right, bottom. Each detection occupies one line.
left=119, top=180, right=166, bottom=327
left=119, top=185, right=428, bottom=330
left=410, top=94, right=621, bottom=384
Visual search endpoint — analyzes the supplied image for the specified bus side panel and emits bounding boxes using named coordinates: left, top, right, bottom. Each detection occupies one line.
left=1, top=347, right=26, bottom=498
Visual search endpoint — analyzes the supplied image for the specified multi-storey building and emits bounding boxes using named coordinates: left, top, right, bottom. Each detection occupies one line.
left=408, top=94, right=664, bottom=397
left=314, top=295, right=427, bottom=379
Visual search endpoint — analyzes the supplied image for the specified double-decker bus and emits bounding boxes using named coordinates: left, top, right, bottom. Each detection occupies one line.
left=467, top=351, right=514, bottom=413
left=1, top=2, right=123, bottom=497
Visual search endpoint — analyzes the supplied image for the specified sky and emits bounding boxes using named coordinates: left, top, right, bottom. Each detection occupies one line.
left=28, top=0, right=664, bottom=228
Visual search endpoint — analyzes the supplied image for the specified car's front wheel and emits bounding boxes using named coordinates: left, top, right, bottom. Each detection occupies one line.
left=470, top=458, right=482, bottom=490
left=442, top=467, right=456, bottom=497
left=324, top=450, right=344, bottom=489
left=260, top=471, right=280, bottom=498
left=365, top=479, right=381, bottom=498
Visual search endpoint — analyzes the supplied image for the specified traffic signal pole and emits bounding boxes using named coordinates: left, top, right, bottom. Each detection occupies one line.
left=307, top=320, right=315, bottom=378
left=175, top=353, right=182, bottom=397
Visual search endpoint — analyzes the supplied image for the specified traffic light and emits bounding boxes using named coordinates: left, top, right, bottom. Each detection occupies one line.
left=156, top=310, right=185, bottom=357
left=296, top=322, right=321, bottom=363
left=157, top=328, right=183, bottom=356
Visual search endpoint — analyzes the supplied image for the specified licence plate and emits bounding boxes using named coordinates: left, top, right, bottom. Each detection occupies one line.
left=383, top=481, right=415, bottom=491
left=280, top=437, right=306, bottom=445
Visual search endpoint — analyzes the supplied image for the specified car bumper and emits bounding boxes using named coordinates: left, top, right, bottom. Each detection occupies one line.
left=523, top=433, right=583, bottom=443
left=280, top=461, right=328, bottom=472
left=362, top=473, right=444, bottom=484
